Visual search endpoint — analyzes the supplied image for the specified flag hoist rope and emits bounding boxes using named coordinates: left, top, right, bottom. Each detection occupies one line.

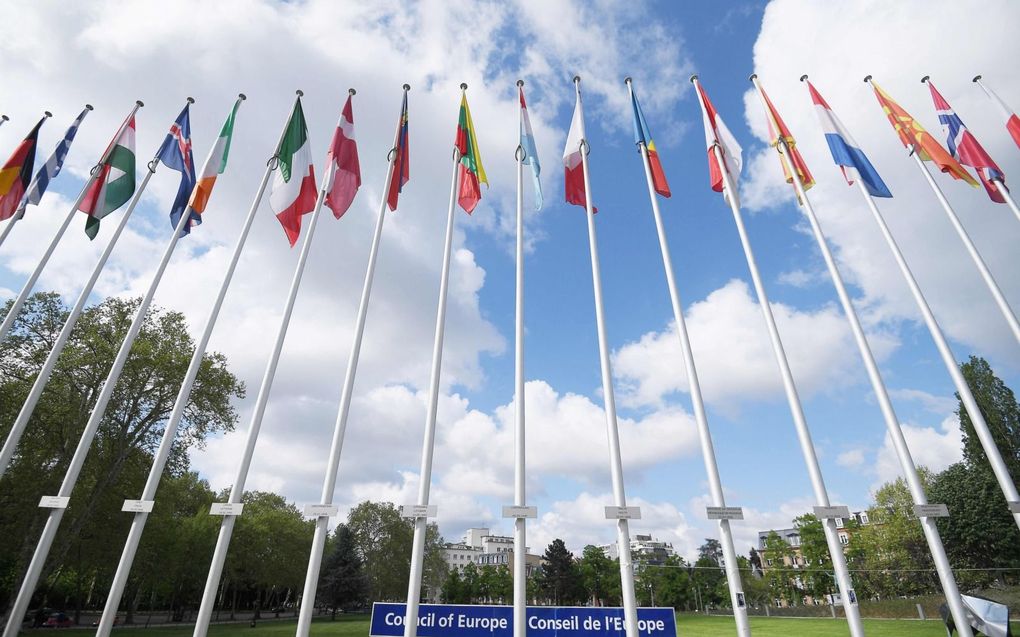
left=512, top=78, right=528, bottom=637
left=295, top=85, right=407, bottom=637
left=659, top=75, right=750, bottom=637
left=2, top=97, right=197, bottom=637
left=192, top=90, right=333, bottom=637
left=914, top=78, right=1020, bottom=344
left=0, top=106, right=93, bottom=250
left=864, top=75, right=1020, bottom=533
left=788, top=73, right=973, bottom=637
left=573, top=75, right=640, bottom=637
left=0, top=102, right=144, bottom=479
left=95, top=94, right=252, bottom=637
left=402, top=83, right=464, bottom=637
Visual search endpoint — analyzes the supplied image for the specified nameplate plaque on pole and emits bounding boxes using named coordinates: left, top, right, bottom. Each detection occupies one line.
left=209, top=502, right=244, bottom=516
left=706, top=506, right=744, bottom=520
left=812, top=505, right=851, bottom=520
left=913, top=504, right=950, bottom=518
left=400, top=504, right=437, bottom=519
left=121, top=500, right=155, bottom=513
left=304, top=504, right=339, bottom=518
left=38, top=496, right=70, bottom=509
left=1009, top=501, right=1020, bottom=514
left=604, top=506, right=641, bottom=520
left=502, top=505, right=537, bottom=519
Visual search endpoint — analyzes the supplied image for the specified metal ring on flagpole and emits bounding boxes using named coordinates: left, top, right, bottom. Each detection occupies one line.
left=580, top=139, right=590, bottom=156
left=89, top=162, right=101, bottom=176
left=387, top=147, right=397, bottom=162
left=147, top=159, right=159, bottom=174
left=515, top=144, right=526, bottom=162
left=268, top=155, right=280, bottom=169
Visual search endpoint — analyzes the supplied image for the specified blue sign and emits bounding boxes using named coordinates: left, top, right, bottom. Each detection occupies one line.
left=370, top=603, right=677, bottom=637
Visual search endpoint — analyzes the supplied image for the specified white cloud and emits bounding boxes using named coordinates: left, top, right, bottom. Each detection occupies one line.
left=837, top=449, right=866, bottom=469
left=873, top=415, right=963, bottom=487
left=743, top=0, right=1020, bottom=362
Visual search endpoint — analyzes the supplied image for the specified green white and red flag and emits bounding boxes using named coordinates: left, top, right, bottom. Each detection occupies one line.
left=270, top=98, right=317, bottom=246
left=79, top=115, right=136, bottom=239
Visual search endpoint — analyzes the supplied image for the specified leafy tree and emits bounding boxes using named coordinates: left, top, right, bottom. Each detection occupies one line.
left=760, top=531, right=798, bottom=605
left=441, top=569, right=466, bottom=604
left=537, top=539, right=582, bottom=605
left=957, top=356, right=1020, bottom=481
left=635, top=555, right=690, bottom=610
left=461, top=562, right=480, bottom=603
left=345, top=502, right=445, bottom=602
left=0, top=293, right=243, bottom=614
left=736, top=555, right=768, bottom=608
left=318, top=524, right=368, bottom=617
left=491, top=565, right=512, bottom=604
left=792, top=514, right=834, bottom=601
left=578, top=545, right=614, bottom=606
left=697, top=538, right=723, bottom=565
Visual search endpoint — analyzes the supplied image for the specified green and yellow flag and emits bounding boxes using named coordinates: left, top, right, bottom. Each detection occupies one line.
left=455, top=91, right=486, bottom=213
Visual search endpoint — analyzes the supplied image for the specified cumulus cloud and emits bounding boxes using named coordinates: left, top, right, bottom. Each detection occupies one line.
left=873, top=415, right=963, bottom=487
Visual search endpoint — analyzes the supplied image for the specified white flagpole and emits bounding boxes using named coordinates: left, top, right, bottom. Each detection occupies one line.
left=512, top=79, right=528, bottom=637
left=644, top=76, right=749, bottom=637
left=995, top=181, right=1020, bottom=224
left=784, top=74, right=973, bottom=636
left=0, top=138, right=154, bottom=479
left=910, top=78, right=1020, bottom=343
left=2, top=97, right=197, bottom=637
left=295, top=84, right=406, bottom=637
left=0, top=105, right=94, bottom=250
left=572, top=75, right=640, bottom=637
left=402, top=82, right=464, bottom=637
left=0, top=100, right=144, bottom=477
left=94, top=93, right=251, bottom=637
left=192, top=90, right=332, bottom=637
left=972, top=75, right=1017, bottom=126
left=737, top=74, right=865, bottom=637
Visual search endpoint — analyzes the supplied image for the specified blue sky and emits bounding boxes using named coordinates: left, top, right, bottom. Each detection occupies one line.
left=1, top=0, right=1018, bottom=559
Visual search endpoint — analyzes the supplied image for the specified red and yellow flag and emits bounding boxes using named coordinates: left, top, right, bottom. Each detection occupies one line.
left=757, top=84, right=815, bottom=191
left=456, top=91, right=486, bottom=214
left=0, top=116, right=46, bottom=221
left=870, top=81, right=978, bottom=187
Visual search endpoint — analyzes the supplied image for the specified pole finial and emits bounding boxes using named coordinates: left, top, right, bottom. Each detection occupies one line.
left=863, top=75, right=873, bottom=83
left=921, top=75, right=930, bottom=84
left=296, top=89, right=304, bottom=97
left=689, top=74, right=699, bottom=83
left=85, top=104, right=94, bottom=111
left=748, top=73, right=758, bottom=82
left=403, top=83, right=411, bottom=91
left=624, top=76, right=632, bottom=85
left=799, top=74, right=809, bottom=82
left=238, top=93, right=247, bottom=101
left=573, top=75, right=581, bottom=84
left=348, top=88, right=356, bottom=96
left=972, top=75, right=982, bottom=83
left=516, top=79, right=524, bottom=88
left=1, top=115, right=7, bottom=121
left=187, top=96, right=195, bottom=104
left=136, top=100, right=145, bottom=107
left=44, top=111, right=52, bottom=118
left=460, top=82, right=468, bottom=91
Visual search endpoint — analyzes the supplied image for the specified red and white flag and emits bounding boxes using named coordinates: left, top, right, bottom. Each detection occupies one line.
left=325, top=94, right=361, bottom=219
left=693, top=80, right=742, bottom=206
left=975, top=77, right=1020, bottom=151
left=562, top=91, right=592, bottom=210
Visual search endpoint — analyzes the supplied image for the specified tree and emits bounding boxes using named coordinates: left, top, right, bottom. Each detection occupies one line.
left=0, top=293, right=244, bottom=615
left=318, top=524, right=368, bottom=617
left=345, top=502, right=445, bottom=602
left=578, top=545, right=617, bottom=606
left=635, top=555, right=691, bottom=610
left=957, top=356, right=1020, bottom=482
left=792, top=514, right=834, bottom=601
left=441, top=569, right=466, bottom=604
left=760, top=531, right=798, bottom=605
left=537, top=539, right=582, bottom=605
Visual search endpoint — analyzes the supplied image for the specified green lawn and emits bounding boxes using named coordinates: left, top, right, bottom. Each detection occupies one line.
left=72, top=613, right=972, bottom=637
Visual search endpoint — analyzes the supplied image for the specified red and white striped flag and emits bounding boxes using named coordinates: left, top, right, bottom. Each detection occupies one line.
left=324, top=94, right=361, bottom=219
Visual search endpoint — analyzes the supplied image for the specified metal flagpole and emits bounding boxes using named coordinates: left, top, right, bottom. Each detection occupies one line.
left=295, top=84, right=406, bottom=637
left=972, top=75, right=1018, bottom=133
left=0, top=141, right=154, bottom=479
left=512, top=79, right=529, bottom=637
left=788, top=74, right=973, bottom=636
left=995, top=180, right=1020, bottom=225
left=908, top=78, right=1020, bottom=343
left=736, top=74, right=864, bottom=637
left=402, top=83, right=464, bottom=637
left=2, top=98, right=196, bottom=637
left=643, top=76, right=749, bottom=637
left=192, top=90, right=331, bottom=637
left=0, top=105, right=94, bottom=250
left=94, top=93, right=251, bottom=637
left=573, top=75, right=640, bottom=637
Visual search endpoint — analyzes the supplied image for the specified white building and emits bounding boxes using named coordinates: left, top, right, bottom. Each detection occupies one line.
left=442, top=527, right=541, bottom=575
left=599, top=533, right=676, bottom=566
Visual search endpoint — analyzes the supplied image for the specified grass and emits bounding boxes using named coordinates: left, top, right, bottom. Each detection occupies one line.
left=55, top=612, right=985, bottom=637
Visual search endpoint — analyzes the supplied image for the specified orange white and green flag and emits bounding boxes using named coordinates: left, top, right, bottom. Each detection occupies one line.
left=870, top=81, right=978, bottom=187
left=189, top=97, right=241, bottom=214
left=456, top=91, right=487, bottom=213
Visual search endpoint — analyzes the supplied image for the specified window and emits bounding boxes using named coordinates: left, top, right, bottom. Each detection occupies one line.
left=838, top=532, right=849, bottom=545
left=860, top=512, right=869, bottom=525
left=766, top=559, right=774, bottom=567
left=835, top=517, right=844, bottom=528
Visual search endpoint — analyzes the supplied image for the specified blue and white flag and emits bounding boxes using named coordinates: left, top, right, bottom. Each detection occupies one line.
left=518, top=85, right=542, bottom=210
left=17, top=106, right=91, bottom=214
left=157, top=103, right=197, bottom=234
left=808, top=81, right=892, bottom=198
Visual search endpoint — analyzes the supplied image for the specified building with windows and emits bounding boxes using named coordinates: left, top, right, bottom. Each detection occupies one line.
left=599, top=534, right=676, bottom=566
left=442, top=528, right=542, bottom=576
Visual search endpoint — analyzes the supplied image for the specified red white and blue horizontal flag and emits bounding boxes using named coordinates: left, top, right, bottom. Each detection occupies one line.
left=927, top=81, right=1006, bottom=204
left=807, top=81, right=891, bottom=198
